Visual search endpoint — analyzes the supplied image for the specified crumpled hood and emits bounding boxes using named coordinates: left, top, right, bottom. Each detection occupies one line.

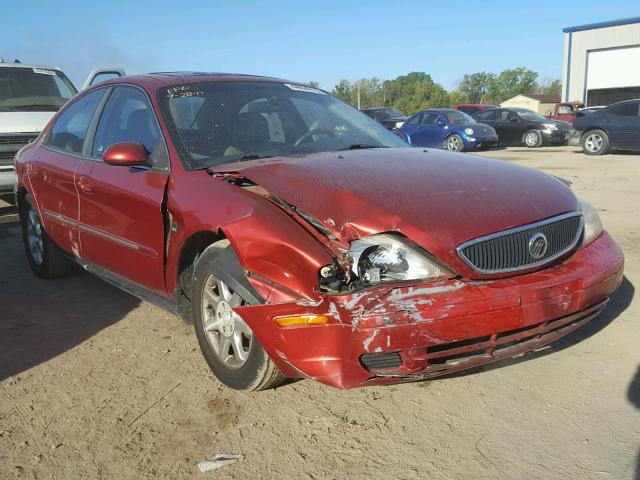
left=213, top=148, right=577, bottom=275
left=0, top=111, right=55, bottom=134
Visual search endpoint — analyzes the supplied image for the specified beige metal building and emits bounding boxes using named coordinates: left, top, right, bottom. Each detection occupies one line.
left=500, top=94, right=560, bottom=115
left=562, top=17, right=640, bottom=106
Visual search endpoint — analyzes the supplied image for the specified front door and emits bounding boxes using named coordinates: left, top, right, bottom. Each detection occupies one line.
left=76, top=86, right=170, bottom=295
left=605, top=101, right=640, bottom=148
left=31, top=89, right=107, bottom=253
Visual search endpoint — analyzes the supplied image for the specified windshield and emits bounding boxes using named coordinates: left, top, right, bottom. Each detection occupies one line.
left=160, top=81, right=408, bottom=169
left=0, top=67, right=77, bottom=111
left=515, top=109, right=547, bottom=122
left=443, top=110, right=476, bottom=124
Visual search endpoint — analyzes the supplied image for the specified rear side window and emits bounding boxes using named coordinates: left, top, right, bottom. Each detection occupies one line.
left=608, top=102, right=639, bottom=117
left=92, top=86, right=161, bottom=157
left=46, top=89, right=106, bottom=154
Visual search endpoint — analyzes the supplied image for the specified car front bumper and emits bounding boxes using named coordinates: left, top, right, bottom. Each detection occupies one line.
left=0, top=168, right=15, bottom=194
left=238, top=232, right=624, bottom=389
left=463, top=134, right=499, bottom=149
left=541, top=129, right=570, bottom=144
left=569, top=130, right=583, bottom=147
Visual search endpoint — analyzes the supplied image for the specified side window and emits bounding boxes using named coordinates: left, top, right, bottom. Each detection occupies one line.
left=495, top=110, right=511, bottom=121
left=608, top=102, right=639, bottom=117
left=420, top=113, right=437, bottom=125
left=404, top=114, right=420, bottom=126
left=476, top=110, right=496, bottom=121
left=92, top=86, right=161, bottom=157
left=46, top=89, right=105, bottom=154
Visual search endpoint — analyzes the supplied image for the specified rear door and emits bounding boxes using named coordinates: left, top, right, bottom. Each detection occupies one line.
left=75, top=85, right=170, bottom=295
left=33, top=88, right=107, bottom=253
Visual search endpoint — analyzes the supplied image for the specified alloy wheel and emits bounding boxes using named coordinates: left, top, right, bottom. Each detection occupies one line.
left=525, top=132, right=538, bottom=147
left=584, top=133, right=603, bottom=153
left=200, top=275, right=252, bottom=369
left=446, top=136, right=461, bottom=151
left=26, top=207, right=44, bottom=266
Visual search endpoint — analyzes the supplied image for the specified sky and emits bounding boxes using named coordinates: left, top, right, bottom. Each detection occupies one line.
left=1, top=1, right=639, bottom=91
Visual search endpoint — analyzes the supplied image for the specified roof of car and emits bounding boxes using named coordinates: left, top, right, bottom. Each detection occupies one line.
left=107, top=72, right=298, bottom=87
left=0, top=62, right=63, bottom=71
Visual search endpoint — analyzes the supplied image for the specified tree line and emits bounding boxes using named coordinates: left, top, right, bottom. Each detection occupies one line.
left=309, top=68, right=561, bottom=114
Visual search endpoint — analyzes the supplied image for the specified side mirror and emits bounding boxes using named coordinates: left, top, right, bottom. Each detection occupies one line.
left=437, top=119, right=446, bottom=126
left=509, top=116, right=520, bottom=122
left=103, top=142, right=148, bottom=166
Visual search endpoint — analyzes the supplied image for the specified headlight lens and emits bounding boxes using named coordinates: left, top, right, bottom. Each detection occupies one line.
left=348, top=234, right=453, bottom=284
left=464, top=128, right=474, bottom=135
left=578, top=199, right=603, bottom=247
left=541, top=123, right=558, bottom=130
left=395, top=121, right=405, bottom=128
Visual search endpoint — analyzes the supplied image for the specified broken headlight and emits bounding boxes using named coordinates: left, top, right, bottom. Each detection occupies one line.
left=348, top=234, right=453, bottom=285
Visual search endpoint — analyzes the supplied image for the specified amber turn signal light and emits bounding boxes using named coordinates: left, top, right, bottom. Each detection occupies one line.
left=274, top=315, right=329, bottom=327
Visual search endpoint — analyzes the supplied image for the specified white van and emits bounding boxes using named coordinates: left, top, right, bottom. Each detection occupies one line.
left=0, top=59, right=123, bottom=193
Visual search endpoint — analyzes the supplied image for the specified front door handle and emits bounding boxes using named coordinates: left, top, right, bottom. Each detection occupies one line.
left=78, top=176, right=94, bottom=194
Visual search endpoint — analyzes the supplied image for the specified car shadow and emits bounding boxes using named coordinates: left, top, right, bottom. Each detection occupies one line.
left=0, top=223, right=140, bottom=381
left=439, top=275, right=634, bottom=380
left=628, top=366, right=640, bottom=480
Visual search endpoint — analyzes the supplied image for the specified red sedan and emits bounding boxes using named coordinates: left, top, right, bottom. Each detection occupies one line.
left=14, top=73, right=624, bottom=390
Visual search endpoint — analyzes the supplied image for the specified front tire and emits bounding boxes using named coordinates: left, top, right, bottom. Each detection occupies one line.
left=192, top=240, right=285, bottom=391
left=524, top=129, right=543, bottom=148
left=444, top=134, right=464, bottom=152
left=20, top=195, right=74, bottom=278
left=582, top=129, right=610, bottom=155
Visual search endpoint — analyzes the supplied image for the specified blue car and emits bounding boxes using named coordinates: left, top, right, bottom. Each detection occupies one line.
left=396, top=108, right=498, bottom=152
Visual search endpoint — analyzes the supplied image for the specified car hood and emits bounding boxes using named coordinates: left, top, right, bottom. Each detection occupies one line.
left=0, top=111, right=55, bottom=134
left=213, top=148, right=577, bottom=275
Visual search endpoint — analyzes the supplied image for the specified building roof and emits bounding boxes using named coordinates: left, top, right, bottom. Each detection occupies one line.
left=524, top=94, right=561, bottom=103
left=563, top=16, right=640, bottom=33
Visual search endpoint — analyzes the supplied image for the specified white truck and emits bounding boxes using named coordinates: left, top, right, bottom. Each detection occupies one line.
left=0, top=59, right=123, bottom=194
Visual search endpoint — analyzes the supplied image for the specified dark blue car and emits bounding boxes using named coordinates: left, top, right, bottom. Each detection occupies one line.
left=395, top=108, right=498, bottom=151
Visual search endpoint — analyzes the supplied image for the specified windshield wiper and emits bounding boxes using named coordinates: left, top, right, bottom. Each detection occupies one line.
left=337, top=144, right=388, bottom=151
left=15, top=104, right=61, bottom=110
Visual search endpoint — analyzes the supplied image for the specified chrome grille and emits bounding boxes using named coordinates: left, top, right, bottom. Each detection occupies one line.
left=457, top=212, right=584, bottom=274
left=0, top=134, right=38, bottom=145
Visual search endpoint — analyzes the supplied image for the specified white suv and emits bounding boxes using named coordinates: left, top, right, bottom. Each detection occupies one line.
left=0, top=59, right=123, bottom=193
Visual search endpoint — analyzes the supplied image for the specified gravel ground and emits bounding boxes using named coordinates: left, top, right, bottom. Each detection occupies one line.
left=0, top=145, right=638, bottom=480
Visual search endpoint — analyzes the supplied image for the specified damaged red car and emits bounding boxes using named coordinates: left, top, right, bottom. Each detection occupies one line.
left=14, top=73, right=624, bottom=390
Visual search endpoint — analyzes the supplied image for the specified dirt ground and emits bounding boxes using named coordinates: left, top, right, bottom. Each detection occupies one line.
left=1, top=146, right=639, bottom=480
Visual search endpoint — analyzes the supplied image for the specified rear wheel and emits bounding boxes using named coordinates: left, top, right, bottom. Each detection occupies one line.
left=192, top=241, right=285, bottom=391
left=524, top=129, right=543, bottom=148
left=582, top=129, right=610, bottom=155
left=444, top=134, right=464, bottom=152
left=20, top=195, right=74, bottom=278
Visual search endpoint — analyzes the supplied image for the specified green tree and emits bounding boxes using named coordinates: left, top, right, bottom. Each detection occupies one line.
left=384, top=72, right=450, bottom=114
left=307, top=80, right=321, bottom=89
left=332, top=79, right=353, bottom=104
left=486, top=67, right=538, bottom=103
left=534, top=78, right=562, bottom=97
left=455, top=72, right=497, bottom=103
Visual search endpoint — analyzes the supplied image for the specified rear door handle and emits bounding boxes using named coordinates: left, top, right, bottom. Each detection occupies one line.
left=78, top=175, right=94, bottom=194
